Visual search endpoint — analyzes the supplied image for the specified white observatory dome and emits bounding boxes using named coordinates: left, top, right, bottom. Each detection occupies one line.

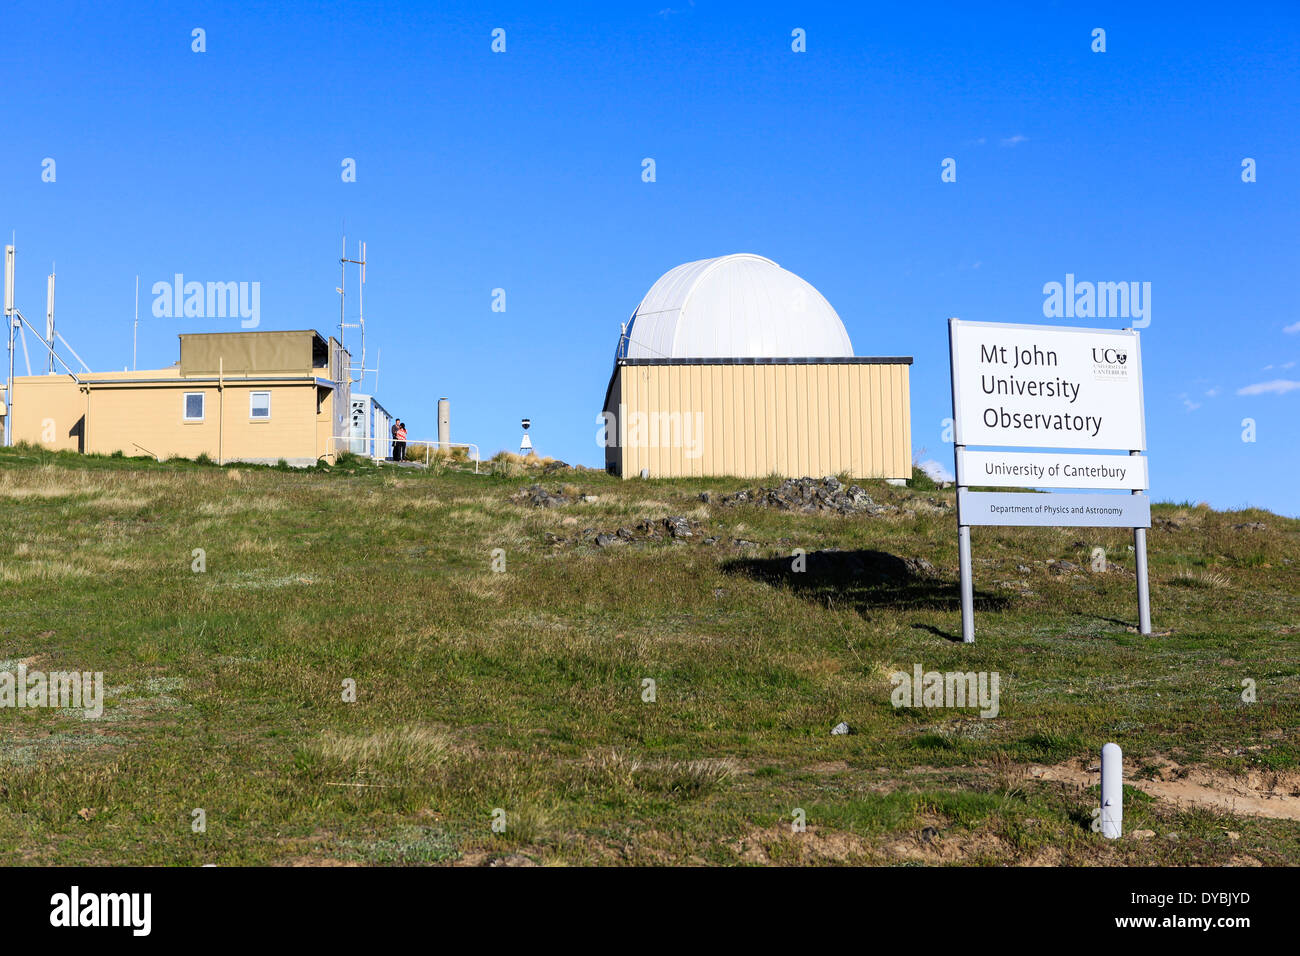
left=618, top=254, right=854, bottom=360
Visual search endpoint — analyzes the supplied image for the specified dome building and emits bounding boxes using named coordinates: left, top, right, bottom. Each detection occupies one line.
left=602, top=254, right=913, bottom=479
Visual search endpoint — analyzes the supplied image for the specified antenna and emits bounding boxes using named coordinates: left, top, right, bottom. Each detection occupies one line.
left=5, top=242, right=14, bottom=445
left=3, top=243, right=14, bottom=317
left=1, top=238, right=89, bottom=449
left=336, top=238, right=376, bottom=388
left=338, top=234, right=347, bottom=352
left=132, top=275, right=139, bottom=371
left=46, top=266, right=56, bottom=374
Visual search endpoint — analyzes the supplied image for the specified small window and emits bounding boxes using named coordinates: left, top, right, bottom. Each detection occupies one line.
left=184, top=392, right=205, bottom=421
left=250, top=391, right=271, bottom=420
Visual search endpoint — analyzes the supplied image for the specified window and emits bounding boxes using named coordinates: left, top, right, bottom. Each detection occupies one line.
left=184, top=392, right=205, bottom=421
left=250, top=391, right=271, bottom=420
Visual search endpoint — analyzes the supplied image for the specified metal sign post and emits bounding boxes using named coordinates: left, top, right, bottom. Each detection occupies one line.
left=956, top=463, right=975, bottom=644
left=1132, top=450, right=1152, bottom=634
left=948, top=317, right=1152, bottom=643
left=949, top=326, right=976, bottom=643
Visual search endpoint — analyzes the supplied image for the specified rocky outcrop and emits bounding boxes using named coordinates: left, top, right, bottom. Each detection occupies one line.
left=715, top=476, right=890, bottom=515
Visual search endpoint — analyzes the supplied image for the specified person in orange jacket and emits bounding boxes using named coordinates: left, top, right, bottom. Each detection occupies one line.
left=393, top=420, right=407, bottom=461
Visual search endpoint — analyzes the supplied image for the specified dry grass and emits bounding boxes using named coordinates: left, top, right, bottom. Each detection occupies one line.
left=0, top=447, right=1295, bottom=866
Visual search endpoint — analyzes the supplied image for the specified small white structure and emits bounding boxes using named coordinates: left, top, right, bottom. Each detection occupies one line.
left=349, top=393, right=393, bottom=459
left=519, top=417, right=533, bottom=456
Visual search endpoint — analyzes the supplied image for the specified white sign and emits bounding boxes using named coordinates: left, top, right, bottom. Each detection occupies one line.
left=957, top=449, right=1148, bottom=490
left=950, top=320, right=1145, bottom=451
left=958, top=490, right=1151, bottom=528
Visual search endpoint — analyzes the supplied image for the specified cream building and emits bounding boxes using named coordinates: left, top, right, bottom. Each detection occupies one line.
left=1, top=330, right=351, bottom=467
left=602, top=254, right=912, bottom=479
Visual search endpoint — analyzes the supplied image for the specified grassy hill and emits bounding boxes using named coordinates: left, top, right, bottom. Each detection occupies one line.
left=0, top=445, right=1296, bottom=865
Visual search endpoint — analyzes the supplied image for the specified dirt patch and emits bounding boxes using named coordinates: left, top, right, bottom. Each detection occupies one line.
left=282, top=855, right=363, bottom=867
left=883, top=815, right=1012, bottom=863
left=1029, top=757, right=1300, bottom=820
left=731, top=825, right=874, bottom=864
left=806, top=760, right=850, bottom=774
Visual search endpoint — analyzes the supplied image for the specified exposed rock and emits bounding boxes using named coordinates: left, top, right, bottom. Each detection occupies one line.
left=902, top=556, right=936, bottom=577
left=514, top=484, right=570, bottom=508
left=1233, top=522, right=1267, bottom=531
left=554, top=516, right=705, bottom=551
left=699, top=491, right=711, bottom=504
left=663, top=516, right=693, bottom=538
left=830, top=721, right=852, bottom=736
left=1132, top=829, right=1156, bottom=840
left=719, top=477, right=891, bottom=516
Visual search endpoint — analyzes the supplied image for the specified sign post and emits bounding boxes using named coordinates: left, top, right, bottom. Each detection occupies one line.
left=948, top=318, right=1151, bottom=642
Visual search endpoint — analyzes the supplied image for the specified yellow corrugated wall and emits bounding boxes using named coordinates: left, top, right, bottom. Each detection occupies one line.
left=615, top=362, right=911, bottom=479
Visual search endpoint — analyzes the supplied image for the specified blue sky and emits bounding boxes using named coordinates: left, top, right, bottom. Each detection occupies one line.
left=3, top=1, right=1297, bottom=515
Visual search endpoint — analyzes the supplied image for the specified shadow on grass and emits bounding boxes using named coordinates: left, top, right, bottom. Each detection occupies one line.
left=721, top=549, right=1012, bottom=618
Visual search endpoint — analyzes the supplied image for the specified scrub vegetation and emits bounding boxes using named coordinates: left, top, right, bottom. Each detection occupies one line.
left=0, top=444, right=1296, bottom=866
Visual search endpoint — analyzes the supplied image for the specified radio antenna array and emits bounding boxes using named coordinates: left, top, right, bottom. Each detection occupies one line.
left=336, top=237, right=378, bottom=388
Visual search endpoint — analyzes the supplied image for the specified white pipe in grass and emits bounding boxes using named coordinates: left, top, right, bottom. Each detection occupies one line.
left=1101, top=743, right=1123, bottom=839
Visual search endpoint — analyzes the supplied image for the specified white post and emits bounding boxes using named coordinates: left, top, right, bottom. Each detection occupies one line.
left=1100, top=742, right=1122, bottom=839
left=1131, top=450, right=1152, bottom=635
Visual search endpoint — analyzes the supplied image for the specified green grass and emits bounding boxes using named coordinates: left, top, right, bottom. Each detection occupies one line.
left=0, top=444, right=1296, bottom=865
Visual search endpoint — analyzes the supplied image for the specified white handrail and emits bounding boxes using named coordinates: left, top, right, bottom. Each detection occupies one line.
left=330, top=434, right=480, bottom=473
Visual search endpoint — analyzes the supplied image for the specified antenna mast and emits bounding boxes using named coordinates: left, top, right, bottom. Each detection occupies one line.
left=4, top=240, right=14, bottom=444
left=45, top=266, right=56, bottom=374
left=336, top=238, right=374, bottom=388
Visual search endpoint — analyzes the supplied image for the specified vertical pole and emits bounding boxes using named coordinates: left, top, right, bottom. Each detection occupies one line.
left=46, top=269, right=55, bottom=374
left=338, top=235, right=346, bottom=353
left=1100, top=742, right=1123, bottom=839
left=949, top=318, right=974, bottom=643
left=958, top=516, right=974, bottom=644
left=133, top=276, right=139, bottom=371
left=5, top=244, right=16, bottom=446
left=5, top=315, right=12, bottom=447
left=1131, top=449, right=1151, bottom=635
left=218, top=357, right=224, bottom=466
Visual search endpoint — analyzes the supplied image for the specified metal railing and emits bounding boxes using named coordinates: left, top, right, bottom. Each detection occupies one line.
left=330, top=435, right=480, bottom=473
